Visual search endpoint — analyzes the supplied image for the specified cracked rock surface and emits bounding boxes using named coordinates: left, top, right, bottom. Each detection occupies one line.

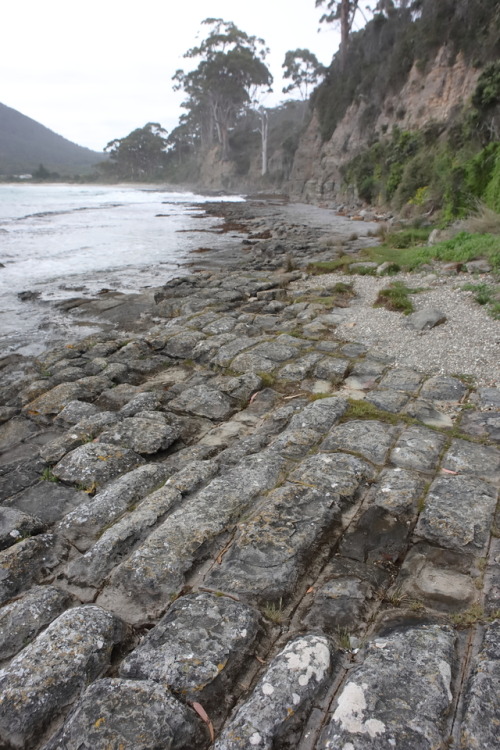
left=0, top=200, right=499, bottom=749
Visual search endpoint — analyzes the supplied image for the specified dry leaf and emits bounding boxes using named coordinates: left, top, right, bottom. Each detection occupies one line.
left=441, top=468, right=459, bottom=475
left=255, top=655, right=266, bottom=664
left=306, top=586, right=314, bottom=594
left=191, top=702, right=215, bottom=742
left=249, top=392, right=259, bottom=404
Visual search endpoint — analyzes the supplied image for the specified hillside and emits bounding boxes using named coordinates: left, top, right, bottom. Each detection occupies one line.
left=288, top=0, right=500, bottom=216
left=0, top=102, right=106, bottom=176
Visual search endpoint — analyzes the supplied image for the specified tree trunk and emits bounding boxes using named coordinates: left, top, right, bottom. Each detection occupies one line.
left=340, top=0, right=350, bottom=70
left=260, top=109, right=269, bottom=176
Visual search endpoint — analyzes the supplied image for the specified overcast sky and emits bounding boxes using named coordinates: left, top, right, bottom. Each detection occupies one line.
left=1, top=1, right=344, bottom=152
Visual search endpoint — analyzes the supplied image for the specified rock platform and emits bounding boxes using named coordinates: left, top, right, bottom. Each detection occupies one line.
left=0, top=202, right=499, bottom=749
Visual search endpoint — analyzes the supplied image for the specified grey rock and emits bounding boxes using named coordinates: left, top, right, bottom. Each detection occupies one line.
left=98, top=414, right=180, bottom=454
left=119, top=391, right=161, bottom=416
left=442, top=438, right=500, bottom=484
left=279, top=353, right=323, bottom=381
left=289, top=453, right=375, bottom=499
left=0, top=417, right=37, bottom=452
left=231, top=350, right=277, bottom=374
left=96, top=383, right=141, bottom=411
left=339, top=506, right=410, bottom=563
left=165, top=459, right=218, bottom=494
left=0, top=506, right=45, bottom=550
left=406, top=307, right=447, bottom=331
left=45, top=678, right=206, bottom=750
left=471, top=387, right=500, bottom=410
left=120, top=593, right=260, bottom=711
left=65, top=486, right=182, bottom=588
left=215, top=635, right=334, bottom=750
left=40, top=412, right=119, bottom=463
left=97, top=451, right=285, bottom=623
left=0, top=606, right=126, bottom=749
left=288, top=396, right=348, bottom=433
left=5, top=481, right=88, bottom=524
left=319, top=625, right=455, bottom=749
left=404, top=398, right=454, bottom=429
left=368, top=467, right=426, bottom=518
left=465, top=259, right=492, bottom=273
left=397, top=543, right=476, bottom=609
left=53, top=442, right=145, bottom=487
left=313, top=356, right=350, bottom=382
left=202, top=315, right=238, bottom=335
left=57, top=462, right=172, bottom=551
left=0, top=456, right=45, bottom=501
left=321, top=419, right=398, bottom=465
left=211, top=336, right=257, bottom=367
left=390, top=425, right=446, bottom=473
left=169, top=384, right=235, bottom=421
left=206, top=483, right=343, bottom=601
left=460, top=410, right=500, bottom=443
left=191, top=332, right=236, bottom=363
left=303, top=558, right=389, bottom=632
left=420, top=375, right=468, bottom=402
left=0, top=585, right=72, bottom=661
left=269, top=427, right=322, bottom=458
left=460, top=620, right=500, bottom=750
left=416, top=475, right=497, bottom=552
left=379, top=368, right=423, bottom=393
left=0, top=533, right=66, bottom=604
left=365, top=388, right=410, bottom=413
left=165, top=330, right=206, bottom=358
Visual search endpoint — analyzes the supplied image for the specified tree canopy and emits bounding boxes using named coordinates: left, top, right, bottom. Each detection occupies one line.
left=104, top=123, right=168, bottom=180
left=282, top=49, right=325, bottom=99
left=173, top=19, right=272, bottom=160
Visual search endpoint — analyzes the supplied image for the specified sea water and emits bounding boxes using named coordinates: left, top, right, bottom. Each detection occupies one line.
left=0, top=184, right=243, bottom=355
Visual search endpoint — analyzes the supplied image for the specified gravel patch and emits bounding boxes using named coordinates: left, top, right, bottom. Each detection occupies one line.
left=291, top=271, right=500, bottom=388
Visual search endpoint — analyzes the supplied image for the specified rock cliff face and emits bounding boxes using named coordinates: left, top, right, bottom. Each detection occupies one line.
left=289, top=47, right=481, bottom=203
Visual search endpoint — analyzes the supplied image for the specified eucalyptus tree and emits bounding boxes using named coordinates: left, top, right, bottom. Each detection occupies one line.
left=173, top=18, right=273, bottom=161
left=104, top=122, right=168, bottom=180
left=282, top=48, right=325, bottom=100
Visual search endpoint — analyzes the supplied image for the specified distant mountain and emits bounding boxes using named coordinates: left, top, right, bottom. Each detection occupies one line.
left=0, top=102, right=106, bottom=176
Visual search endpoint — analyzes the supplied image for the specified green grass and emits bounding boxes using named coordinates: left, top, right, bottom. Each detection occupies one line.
left=461, top=282, right=500, bottom=319
left=306, top=256, right=353, bottom=274
left=365, top=231, right=500, bottom=272
left=381, top=227, right=432, bottom=248
left=41, top=468, right=58, bottom=482
left=374, top=281, right=425, bottom=315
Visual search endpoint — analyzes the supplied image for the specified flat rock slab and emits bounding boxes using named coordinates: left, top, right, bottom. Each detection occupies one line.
left=416, top=475, right=498, bottom=552
left=390, top=425, right=446, bottom=473
left=404, top=398, right=453, bottom=428
left=321, top=419, right=398, bottom=465
left=0, top=532, right=66, bottom=604
left=23, top=383, right=85, bottom=417
left=97, top=451, right=285, bottom=623
left=313, top=356, right=350, bottom=382
left=44, top=678, right=207, bottom=750
left=365, top=389, right=410, bottom=413
left=5, top=481, right=88, bottom=524
left=319, top=624, right=456, bottom=749
left=442, top=438, right=500, bottom=485
left=289, top=452, right=375, bottom=500
left=0, top=506, right=45, bottom=550
left=367, top=466, right=425, bottom=518
left=215, top=635, right=334, bottom=750
left=98, top=414, right=180, bottom=454
left=420, top=375, right=468, bottom=402
left=339, top=505, right=411, bottom=563
left=397, top=543, right=476, bottom=609
left=120, top=592, right=260, bottom=710
left=303, top=558, right=389, bottom=632
left=56, top=462, right=172, bottom=551
left=206, top=483, right=343, bottom=601
left=169, top=384, right=235, bottom=420
left=288, top=397, right=348, bottom=433
left=0, top=606, right=126, bottom=749
left=0, top=417, right=38, bottom=452
left=460, top=620, right=500, bottom=750
left=378, top=368, right=423, bottom=394
left=460, top=410, right=500, bottom=443
left=53, top=442, right=145, bottom=488
left=0, top=585, right=72, bottom=662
